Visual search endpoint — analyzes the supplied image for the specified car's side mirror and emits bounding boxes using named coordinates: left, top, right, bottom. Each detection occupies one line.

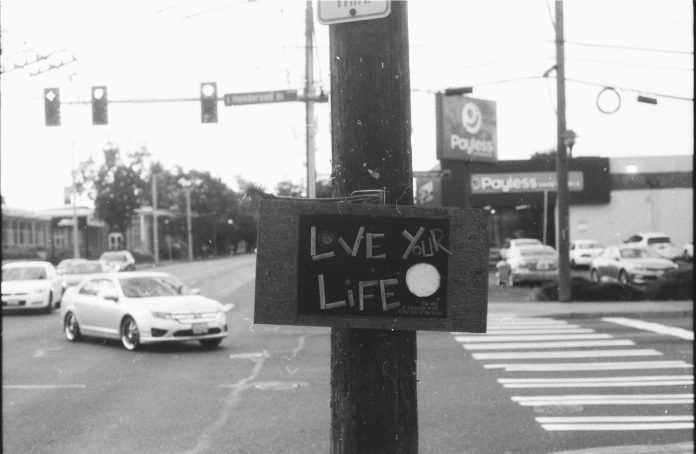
left=100, top=290, right=119, bottom=302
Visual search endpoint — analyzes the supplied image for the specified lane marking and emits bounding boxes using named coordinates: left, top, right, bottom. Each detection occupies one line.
left=463, top=339, right=635, bottom=350
left=472, top=349, right=662, bottom=360
left=511, top=393, right=694, bottom=405
left=484, top=361, right=693, bottom=371
left=602, top=317, right=694, bottom=340
left=501, top=380, right=693, bottom=388
left=500, top=375, right=693, bottom=383
left=455, top=334, right=611, bottom=342
left=454, top=328, right=597, bottom=335
left=540, top=422, right=694, bottom=431
left=3, top=384, right=86, bottom=389
left=536, top=415, right=694, bottom=423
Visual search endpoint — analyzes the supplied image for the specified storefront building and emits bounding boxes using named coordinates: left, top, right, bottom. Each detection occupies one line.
left=416, top=155, right=692, bottom=249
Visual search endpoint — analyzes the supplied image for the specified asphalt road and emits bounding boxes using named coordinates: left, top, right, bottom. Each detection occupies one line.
left=2, top=255, right=693, bottom=454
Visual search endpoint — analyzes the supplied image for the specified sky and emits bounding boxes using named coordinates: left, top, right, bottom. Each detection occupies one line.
left=1, top=0, right=693, bottom=210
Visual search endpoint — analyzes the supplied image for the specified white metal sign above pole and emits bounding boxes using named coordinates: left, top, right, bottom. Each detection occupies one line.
left=317, top=1, right=391, bottom=25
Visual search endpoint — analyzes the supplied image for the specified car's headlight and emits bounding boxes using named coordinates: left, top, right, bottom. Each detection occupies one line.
left=152, top=311, right=174, bottom=320
left=216, top=309, right=225, bottom=321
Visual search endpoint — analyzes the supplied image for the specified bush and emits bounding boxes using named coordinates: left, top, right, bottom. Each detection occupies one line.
left=536, top=277, right=645, bottom=302
left=643, top=268, right=693, bottom=301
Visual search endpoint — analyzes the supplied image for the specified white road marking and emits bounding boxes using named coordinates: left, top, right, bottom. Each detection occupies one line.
left=465, top=328, right=597, bottom=335
left=484, top=361, right=693, bottom=371
left=536, top=415, right=694, bottom=423
left=602, top=317, right=694, bottom=340
left=487, top=323, right=580, bottom=329
left=472, top=349, right=662, bottom=360
left=455, top=333, right=611, bottom=342
left=463, top=339, right=635, bottom=350
left=500, top=375, right=693, bottom=383
left=511, top=393, right=694, bottom=406
left=539, top=422, right=694, bottom=431
left=3, top=384, right=86, bottom=389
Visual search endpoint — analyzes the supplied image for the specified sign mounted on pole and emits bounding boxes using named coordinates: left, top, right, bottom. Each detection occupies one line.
left=437, top=94, right=498, bottom=163
left=317, top=1, right=391, bottom=25
left=254, top=199, right=488, bottom=332
left=223, top=90, right=298, bottom=106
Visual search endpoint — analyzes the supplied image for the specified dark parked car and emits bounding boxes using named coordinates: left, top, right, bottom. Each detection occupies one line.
left=590, top=245, right=678, bottom=286
left=99, top=250, right=136, bottom=272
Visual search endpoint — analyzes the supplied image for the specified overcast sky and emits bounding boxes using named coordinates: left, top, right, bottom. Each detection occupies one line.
left=1, top=0, right=693, bottom=210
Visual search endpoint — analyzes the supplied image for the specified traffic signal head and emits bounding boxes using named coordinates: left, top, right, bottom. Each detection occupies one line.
left=92, top=86, right=108, bottom=125
left=200, top=82, right=218, bottom=123
left=44, top=88, right=61, bottom=126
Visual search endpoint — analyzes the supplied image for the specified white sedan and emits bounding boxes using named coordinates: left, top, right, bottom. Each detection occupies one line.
left=60, top=271, right=228, bottom=350
left=2, top=261, right=63, bottom=312
left=569, top=239, right=604, bottom=268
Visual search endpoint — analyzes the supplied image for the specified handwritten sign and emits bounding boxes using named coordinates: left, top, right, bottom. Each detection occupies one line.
left=254, top=200, right=488, bottom=332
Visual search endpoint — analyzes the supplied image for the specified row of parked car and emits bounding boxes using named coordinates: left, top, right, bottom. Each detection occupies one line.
left=495, top=232, right=691, bottom=287
left=2, top=250, right=229, bottom=351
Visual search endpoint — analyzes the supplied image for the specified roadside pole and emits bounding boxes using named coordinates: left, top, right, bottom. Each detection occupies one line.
left=328, top=2, right=417, bottom=452
left=305, top=0, right=317, bottom=198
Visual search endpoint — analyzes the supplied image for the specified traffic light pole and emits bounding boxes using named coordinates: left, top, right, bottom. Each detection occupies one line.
left=555, top=0, right=571, bottom=302
left=329, top=3, right=417, bottom=452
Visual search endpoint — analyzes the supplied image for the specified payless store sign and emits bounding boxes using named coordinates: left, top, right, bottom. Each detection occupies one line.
left=254, top=200, right=488, bottom=332
left=437, top=95, right=497, bottom=163
left=471, top=171, right=584, bottom=194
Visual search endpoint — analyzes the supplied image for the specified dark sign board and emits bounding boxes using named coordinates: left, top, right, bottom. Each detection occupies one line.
left=223, top=90, right=298, bottom=106
left=254, top=199, right=488, bottom=332
left=436, top=94, right=497, bottom=163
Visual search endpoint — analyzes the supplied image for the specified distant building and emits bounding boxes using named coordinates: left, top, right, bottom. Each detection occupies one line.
left=416, top=154, right=693, bottom=249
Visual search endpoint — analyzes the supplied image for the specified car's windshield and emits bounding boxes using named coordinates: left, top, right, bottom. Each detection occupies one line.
left=647, top=237, right=671, bottom=245
left=101, top=253, right=126, bottom=261
left=119, top=275, right=192, bottom=298
left=579, top=242, right=602, bottom=249
left=2, top=267, right=47, bottom=281
left=71, top=263, right=104, bottom=274
left=620, top=247, right=657, bottom=259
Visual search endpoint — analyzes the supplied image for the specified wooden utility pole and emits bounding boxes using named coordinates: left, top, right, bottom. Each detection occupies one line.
left=305, top=0, right=317, bottom=198
left=554, top=0, right=571, bottom=301
left=328, top=3, right=417, bottom=453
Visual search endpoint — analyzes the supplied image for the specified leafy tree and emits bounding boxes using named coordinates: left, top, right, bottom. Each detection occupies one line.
left=275, top=179, right=304, bottom=197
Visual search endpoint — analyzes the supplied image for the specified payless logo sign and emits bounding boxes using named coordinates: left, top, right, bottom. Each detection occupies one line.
left=439, top=96, right=497, bottom=162
left=471, top=172, right=585, bottom=194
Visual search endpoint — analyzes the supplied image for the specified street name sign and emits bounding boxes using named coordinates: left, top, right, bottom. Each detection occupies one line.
left=254, top=199, right=488, bottom=332
left=223, top=90, right=298, bottom=106
left=317, top=1, right=391, bottom=25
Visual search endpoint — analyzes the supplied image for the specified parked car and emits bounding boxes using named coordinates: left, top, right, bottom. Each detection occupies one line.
left=683, top=241, right=693, bottom=262
left=569, top=239, right=604, bottom=269
left=99, top=250, right=136, bottom=271
left=499, top=238, right=542, bottom=259
left=623, top=232, right=681, bottom=261
left=57, top=259, right=113, bottom=291
left=496, top=245, right=558, bottom=286
left=60, top=271, right=228, bottom=350
left=590, top=245, right=678, bottom=285
left=2, top=261, right=63, bottom=312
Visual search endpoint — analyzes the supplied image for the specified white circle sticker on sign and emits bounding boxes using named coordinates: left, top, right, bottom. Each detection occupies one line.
left=405, top=263, right=441, bottom=297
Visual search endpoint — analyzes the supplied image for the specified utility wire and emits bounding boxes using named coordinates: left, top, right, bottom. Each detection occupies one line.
left=553, top=76, right=694, bottom=101
left=563, top=40, right=693, bottom=55
left=566, top=57, right=693, bottom=72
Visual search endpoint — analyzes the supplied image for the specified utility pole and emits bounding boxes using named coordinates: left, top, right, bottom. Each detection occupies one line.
left=329, top=3, right=417, bottom=453
left=554, top=0, right=571, bottom=302
left=305, top=0, right=317, bottom=198
left=152, top=173, right=159, bottom=264
left=185, top=188, right=194, bottom=261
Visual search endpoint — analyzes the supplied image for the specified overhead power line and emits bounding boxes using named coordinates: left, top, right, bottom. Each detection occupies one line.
left=563, top=40, right=693, bottom=56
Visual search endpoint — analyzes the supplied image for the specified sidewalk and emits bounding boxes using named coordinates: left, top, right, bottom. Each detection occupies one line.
left=489, top=300, right=693, bottom=319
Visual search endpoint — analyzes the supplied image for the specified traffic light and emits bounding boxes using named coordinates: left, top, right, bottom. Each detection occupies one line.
left=200, top=82, right=218, bottom=123
left=44, top=88, right=61, bottom=126
left=92, top=86, right=108, bottom=125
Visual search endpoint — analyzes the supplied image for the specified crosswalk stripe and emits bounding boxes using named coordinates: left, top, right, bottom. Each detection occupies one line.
left=602, top=317, right=695, bottom=340
left=472, top=328, right=598, bottom=335
left=539, top=422, right=694, bottom=431
left=536, top=415, right=694, bottom=423
left=463, top=339, right=635, bottom=350
left=487, top=323, right=580, bottom=330
left=499, top=375, right=693, bottom=383
left=501, top=380, right=692, bottom=388
left=484, top=361, right=693, bottom=371
left=472, top=349, right=662, bottom=360
left=512, top=393, right=694, bottom=401
left=455, top=333, right=611, bottom=342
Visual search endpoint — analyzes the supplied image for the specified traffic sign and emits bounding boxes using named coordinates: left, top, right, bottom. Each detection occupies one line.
left=254, top=199, right=488, bottom=332
left=223, top=90, right=298, bottom=106
left=317, top=1, right=391, bottom=25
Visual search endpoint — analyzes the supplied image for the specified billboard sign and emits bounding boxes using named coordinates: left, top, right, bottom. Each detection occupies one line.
left=437, top=95, right=497, bottom=163
left=471, top=171, right=585, bottom=194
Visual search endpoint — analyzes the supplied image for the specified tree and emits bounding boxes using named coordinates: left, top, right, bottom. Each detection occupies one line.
left=275, top=179, right=304, bottom=197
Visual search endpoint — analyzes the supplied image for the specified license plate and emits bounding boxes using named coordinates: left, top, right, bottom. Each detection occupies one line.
left=192, top=323, right=208, bottom=335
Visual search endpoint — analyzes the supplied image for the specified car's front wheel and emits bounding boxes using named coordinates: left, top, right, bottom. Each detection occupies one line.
left=618, top=270, right=631, bottom=286
left=64, top=312, right=82, bottom=342
left=120, top=317, right=141, bottom=351
left=199, top=338, right=223, bottom=348
left=590, top=269, right=601, bottom=283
